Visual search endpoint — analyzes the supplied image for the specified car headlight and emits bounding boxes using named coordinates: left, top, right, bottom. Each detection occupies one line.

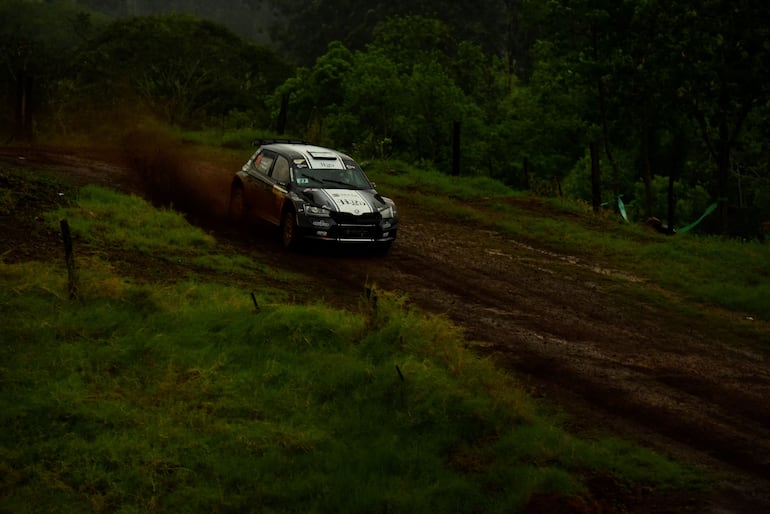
left=379, top=204, right=396, bottom=219
left=305, top=205, right=331, bottom=217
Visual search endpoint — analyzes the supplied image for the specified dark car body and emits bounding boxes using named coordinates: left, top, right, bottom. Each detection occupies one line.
left=229, top=141, right=398, bottom=251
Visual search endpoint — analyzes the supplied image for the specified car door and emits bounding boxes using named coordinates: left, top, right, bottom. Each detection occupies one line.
left=265, top=155, right=291, bottom=225
left=245, top=150, right=277, bottom=223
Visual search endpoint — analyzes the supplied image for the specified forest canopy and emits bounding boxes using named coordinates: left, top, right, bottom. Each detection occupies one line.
left=2, top=0, right=769, bottom=236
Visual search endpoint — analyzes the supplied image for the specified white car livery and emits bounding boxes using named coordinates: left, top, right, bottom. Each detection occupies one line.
left=229, top=140, right=398, bottom=252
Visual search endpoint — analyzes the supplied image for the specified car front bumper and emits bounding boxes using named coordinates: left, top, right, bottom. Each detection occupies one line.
left=297, top=212, right=398, bottom=244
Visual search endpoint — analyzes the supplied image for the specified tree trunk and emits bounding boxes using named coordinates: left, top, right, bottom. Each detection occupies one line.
left=13, top=72, right=35, bottom=141
left=451, top=121, right=461, bottom=176
left=13, top=70, right=26, bottom=140
left=590, top=141, right=601, bottom=213
left=666, top=173, right=676, bottom=235
left=597, top=78, right=621, bottom=196
left=276, top=93, right=288, bottom=134
left=716, top=119, right=731, bottom=235
left=641, top=127, right=654, bottom=218
left=522, top=157, right=530, bottom=190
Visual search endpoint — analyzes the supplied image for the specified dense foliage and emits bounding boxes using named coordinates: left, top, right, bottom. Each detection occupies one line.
left=1, top=0, right=769, bottom=234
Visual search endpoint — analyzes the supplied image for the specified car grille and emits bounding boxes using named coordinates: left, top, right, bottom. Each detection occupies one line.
left=328, top=212, right=381, bottom=240
left=337, top=224, right=377, bottom=239
left=331, top=211, right=381, bottom=224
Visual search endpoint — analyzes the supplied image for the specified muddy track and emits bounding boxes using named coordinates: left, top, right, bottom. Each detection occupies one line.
left=292, top=215, right=770, bottom=473
left=3, top=148, right=770, bottom=513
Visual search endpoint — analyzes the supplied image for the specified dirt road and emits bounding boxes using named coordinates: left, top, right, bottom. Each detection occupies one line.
left=3, top=147, right=769, bottom=513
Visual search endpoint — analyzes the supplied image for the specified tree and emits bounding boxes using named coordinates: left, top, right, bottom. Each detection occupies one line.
left=271, top=41, right=355, bottom=141
left=511, top=0, right=764, bottom=229
left=0, top=1, right=94, bottom=140
left=506, top=42, right=594, bottom=192
left=613, top=1, right=697, bottom=222
left=272, top=17, right=483, bottom=166
left=369, top=15, right=453, bottom=73
left=331, top=48, right=406, bottom=155
left=74, top=14, right=289, bottom=127
left=671, top=0, right=770, bottom=233
left=267, top=0, right=532, bottom=68
left=536, top=0, right=647, bottom=200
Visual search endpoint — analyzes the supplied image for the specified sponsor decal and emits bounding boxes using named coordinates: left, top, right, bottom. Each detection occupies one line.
left=322, top=189, right=374, bottom=214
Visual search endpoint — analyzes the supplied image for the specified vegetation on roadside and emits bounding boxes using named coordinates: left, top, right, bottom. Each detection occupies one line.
left=119, top=129, right=770, bottom=323
left=4, top=1, right=770, bottom=238
left=364, top=159, right=770, bottom=322
left=0, top=169, right=709, bottom=513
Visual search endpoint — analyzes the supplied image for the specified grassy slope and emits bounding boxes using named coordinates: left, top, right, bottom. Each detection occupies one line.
left=0, top=168, right=709, bottom=513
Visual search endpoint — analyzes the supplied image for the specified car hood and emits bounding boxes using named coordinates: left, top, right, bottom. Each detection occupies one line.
left=300, top=188, right=389, bottom=215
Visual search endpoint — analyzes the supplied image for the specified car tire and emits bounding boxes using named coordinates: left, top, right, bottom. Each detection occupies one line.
left=228, top=183, right=246, bottom=223
left=281, top=208, right=300, bottom=250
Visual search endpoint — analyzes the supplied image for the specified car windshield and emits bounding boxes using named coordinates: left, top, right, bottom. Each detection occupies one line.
left=294, top=167, right=370, bottom=189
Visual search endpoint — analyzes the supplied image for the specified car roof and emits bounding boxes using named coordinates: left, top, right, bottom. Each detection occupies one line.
left=259, top=143, right=357, bottom=169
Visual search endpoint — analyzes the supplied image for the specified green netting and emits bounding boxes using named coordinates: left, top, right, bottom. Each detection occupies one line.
left=678, top=202, right=719, bottom=234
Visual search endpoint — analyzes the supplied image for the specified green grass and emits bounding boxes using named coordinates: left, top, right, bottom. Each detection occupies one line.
left=1, top=265, right=704, bottom=513
left=365, top=159, right=523, bottom=200
left=637, top=235, right=770, bottom=313
left=49, top=186, right=216, bottom=254
left=44, top=185, right=301, bottom=286
left=1, top=178, right=707, bottom=513
left=366, top=161, right=770, bottom=321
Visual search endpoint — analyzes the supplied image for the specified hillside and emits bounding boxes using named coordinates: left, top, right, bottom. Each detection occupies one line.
left=2, top=146, right=770, bottom=512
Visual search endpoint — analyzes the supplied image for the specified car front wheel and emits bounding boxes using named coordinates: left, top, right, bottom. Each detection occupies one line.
left=281, top=209, right=300, bottom=249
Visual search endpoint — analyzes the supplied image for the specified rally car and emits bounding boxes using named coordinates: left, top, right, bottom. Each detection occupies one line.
left=229, top=140, right=398, bottom=252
